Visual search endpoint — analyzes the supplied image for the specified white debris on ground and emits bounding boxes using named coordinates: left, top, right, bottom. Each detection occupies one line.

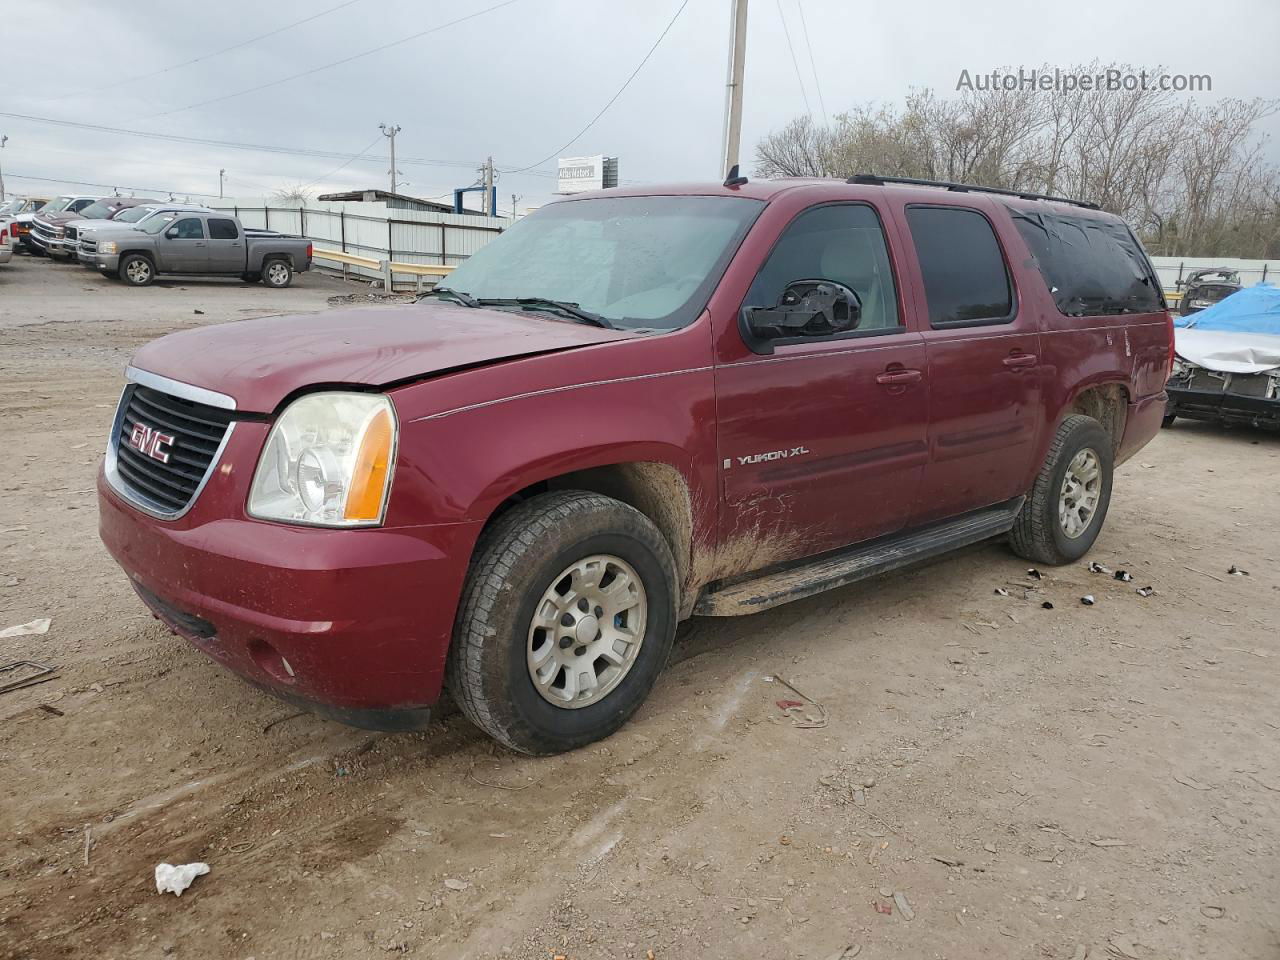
left=0, top=618, right=51, bottom=638
left=154, top=862, right=211, bottom=897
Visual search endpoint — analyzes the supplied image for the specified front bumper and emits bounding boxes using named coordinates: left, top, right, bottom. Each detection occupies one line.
left=1167, top=385, right=1280, bottom=428
left=98, top=468, right=481, bottom=730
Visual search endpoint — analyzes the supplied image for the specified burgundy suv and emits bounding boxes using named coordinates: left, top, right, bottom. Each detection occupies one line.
left=98, top=175, right=1172, bottom=754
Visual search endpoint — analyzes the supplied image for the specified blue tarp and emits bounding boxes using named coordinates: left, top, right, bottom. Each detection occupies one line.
left=1174, top=283, right=1280, bottom=334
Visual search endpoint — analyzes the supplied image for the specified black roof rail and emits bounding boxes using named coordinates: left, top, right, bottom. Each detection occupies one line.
left=847, top=173, right=1099, bottom=210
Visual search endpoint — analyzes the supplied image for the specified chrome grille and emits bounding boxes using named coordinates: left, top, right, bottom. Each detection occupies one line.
left=110, top=384, right=234, bottom=517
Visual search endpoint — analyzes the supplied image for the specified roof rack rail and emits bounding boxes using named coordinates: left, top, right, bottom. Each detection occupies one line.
left=847, top=173, right=1099, bottom=210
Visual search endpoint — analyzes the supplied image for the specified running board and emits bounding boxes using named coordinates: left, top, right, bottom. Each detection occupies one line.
left=694, top=498, right=1023, bottom=617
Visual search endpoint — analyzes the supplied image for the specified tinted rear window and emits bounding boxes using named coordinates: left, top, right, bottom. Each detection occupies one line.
left=905, top=206, right=1013, bottom=326
left=1009, top=209, right=1163, bottom=316
left=208, top=218, right=239, bottom=240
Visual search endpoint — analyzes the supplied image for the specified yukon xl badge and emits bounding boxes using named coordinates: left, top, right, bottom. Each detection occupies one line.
left=724, top=446, right=811, bottom=469
left=129, top=422, right=175, bottom=464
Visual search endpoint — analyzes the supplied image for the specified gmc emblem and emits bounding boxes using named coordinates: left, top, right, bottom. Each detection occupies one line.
left=129, top=422, right=175, bottom=464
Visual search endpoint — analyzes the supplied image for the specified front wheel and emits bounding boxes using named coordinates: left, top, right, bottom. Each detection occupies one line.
left=118, top=253, right=155, bottom=287
left=447, top=491, right=678, bottom=755
left=261, top=259, right=293, bottom=288
left=1009, top=414, right=1114, bottom=565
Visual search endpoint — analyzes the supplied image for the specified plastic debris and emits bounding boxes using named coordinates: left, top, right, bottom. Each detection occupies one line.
left=1136, top=586, right=1155, bottom=597
left=1087, top=562, right=1109, bottom=574
left=1227, top=565, right=1249, bottom=576
left=1113, top=570, right=1133, bottom=582
left=892, top=891, right=915, bottom=921
left=0, top=618, right=51, bottom=639
left=154, top=862, right=210, bottom=896
left=1200, top=905, right=1226, bottom=919
left=873, top=900, right=893, bottom=915
left=994, top=587, right=1010, bottom=597
left=1041, top=601, right=1054, bottom=610
left=1027, top=568, right=1043, bottom=580
left=1081, top=595, right=1096, bottom=606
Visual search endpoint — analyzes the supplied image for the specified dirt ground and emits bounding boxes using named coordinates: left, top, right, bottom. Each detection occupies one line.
left=2, top=251, right=1278, bottom=960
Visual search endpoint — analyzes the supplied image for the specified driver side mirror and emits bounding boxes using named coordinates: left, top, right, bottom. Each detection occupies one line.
left=165, top=227, right=179, bottom=239
left=742, top=279, right=862, bottom=353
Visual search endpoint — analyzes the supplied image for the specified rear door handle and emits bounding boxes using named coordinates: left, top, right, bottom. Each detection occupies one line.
left=1002, top=353, right=1037, bottom=368
left=876, top=368, right=923, bottom=385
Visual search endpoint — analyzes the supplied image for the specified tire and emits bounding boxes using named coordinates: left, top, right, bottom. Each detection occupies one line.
left=446, top=491, right=678, bottom=755
left=1008, top=414, right=1114, bottom=566
left=118, top=253, right=155, bottom=287
left=261, top=259, right=293, bottom=288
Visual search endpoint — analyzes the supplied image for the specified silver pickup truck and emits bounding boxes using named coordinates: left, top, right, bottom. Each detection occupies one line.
left=81, top=210, right=313, bottom=288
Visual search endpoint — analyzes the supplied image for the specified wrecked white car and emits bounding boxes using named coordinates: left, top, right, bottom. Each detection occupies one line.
left=1166, top=284, right=1280, bottom=430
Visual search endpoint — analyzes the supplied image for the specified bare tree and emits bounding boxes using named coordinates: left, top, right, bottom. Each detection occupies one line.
left=270, top=183, right=315, bottom=206
left=753, top=62, right=1280, bottom=258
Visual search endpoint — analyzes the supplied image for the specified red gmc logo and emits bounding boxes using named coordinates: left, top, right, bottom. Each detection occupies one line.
left=129, top=422, right=175, bottom=464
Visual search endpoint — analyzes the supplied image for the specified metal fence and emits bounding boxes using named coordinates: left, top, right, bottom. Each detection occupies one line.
left=1149, top=256, right=1277, bottom=292
left=213, top=198, right=507, bottom=282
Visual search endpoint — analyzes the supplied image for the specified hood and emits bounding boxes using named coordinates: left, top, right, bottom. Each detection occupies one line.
left=130, top=302, right=637, bottom=412
left=36, top=210, right=92, bottom=227
left=1175, top=328, right=1280, bottom=375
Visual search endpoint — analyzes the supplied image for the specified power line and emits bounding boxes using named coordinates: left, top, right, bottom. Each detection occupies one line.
left=5, top=172, right=221, bottom=199
left=59, top=0, right=366, bottom=99
left=302, top=134, right=385, bottom=189
left=774, top=0, right=812, bottom=120
left=136, top=0, right=530, bottom=122
left=0, top=110, right=557, bottom=178
left=501, top=0, right=691, bottom=174
left=794, top=0, right=827, bottom=125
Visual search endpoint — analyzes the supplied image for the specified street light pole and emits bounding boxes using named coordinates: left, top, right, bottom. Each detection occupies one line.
left=720, top=0, right=749, bottom=178
left=380, top=123, right=401, bottom=194
left=0, top=135, right=8, bottom=202
left=219, top=168, right=226, bottom=199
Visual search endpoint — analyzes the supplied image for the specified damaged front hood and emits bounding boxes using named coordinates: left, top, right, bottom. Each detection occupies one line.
left=130, top=302, right=636, bottom=412
left=1175, top=329, right=1280, bottom=374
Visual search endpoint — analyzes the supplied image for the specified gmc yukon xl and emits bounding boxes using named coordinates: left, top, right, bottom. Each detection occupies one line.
left=98, top=175, right=1172, bottom=754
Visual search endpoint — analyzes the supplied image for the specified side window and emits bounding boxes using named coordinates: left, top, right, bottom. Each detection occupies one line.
left=1009, top=209, right=1163, bottom=316
left=208, top=218, right=239, bottom=240
left=905, top=206, right=1013, bottom=327
left=745, top=204, right=900, bottom=334
left=171, top=218, right=205, bottom=240
left=69, top=199, right=94, bottom=213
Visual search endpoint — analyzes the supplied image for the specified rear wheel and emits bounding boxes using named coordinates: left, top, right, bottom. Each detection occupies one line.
left=119, top=253, right=155, bottom=287
left=1009, top=415, right=1113, bottom=565
left=447, top=491, right=677, bottom=755
left=262, top=259, right=293, bottom=288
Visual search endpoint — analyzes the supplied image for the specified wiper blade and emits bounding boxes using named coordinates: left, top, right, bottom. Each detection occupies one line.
left=419, top=286, right=478, bottom=307
left=478, top=297, right=615, bottom=329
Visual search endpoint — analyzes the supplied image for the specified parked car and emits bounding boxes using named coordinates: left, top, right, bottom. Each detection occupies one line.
left=33, top=197, right=155, bottom=259
left=82, top=210, right=311, bottom=287
left=98, top=174, right=1172, bottom=754
left=3, top=195, right=56, bottom=253
left=0, top=196, right=48, bottom=217
left=1166, top=283, right=1280, bottom=429
left=1176, top=267, right=1241, bottom=316
left=0, top=218, right=13, bottom=266
left=24, top=195, right=99, bottom=255
left=77, top=203, right=216, bottom=266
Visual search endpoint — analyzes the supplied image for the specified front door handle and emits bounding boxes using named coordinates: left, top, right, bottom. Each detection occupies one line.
left=876, top=368, right=923, bottom=385
left=193, top=241, right=206, bottom=247
left=1002, top=353, right=1037, bottom=368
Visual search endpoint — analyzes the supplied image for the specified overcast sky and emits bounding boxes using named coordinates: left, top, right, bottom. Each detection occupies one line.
left=3, top=0, right=1278, bottom=214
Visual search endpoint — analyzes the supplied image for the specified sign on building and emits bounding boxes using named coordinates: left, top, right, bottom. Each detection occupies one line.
left=557, top=156, right=619, bottom=194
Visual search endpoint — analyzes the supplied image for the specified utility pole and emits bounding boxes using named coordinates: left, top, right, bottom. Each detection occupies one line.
left=483, top=156, right=495, bottom=216
left=380, top=123, right=401, bottom=194
left=720, top=0, right=749, bottom=178
left=219, top=168, right=226, bottom=199
left=511, top=192, right=519, bottom=220
left=0, top=135, right=8, bottom=202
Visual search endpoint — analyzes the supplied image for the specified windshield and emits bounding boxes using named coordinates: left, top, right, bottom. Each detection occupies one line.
left=0, top=199, right=21, bottom=215
left=78, top=201, right=116, bottom=220
left=113, top=206, right=154, bottom=223
left=140, top=213, right=178, bottom=235
left=441, top=195, right=764, bottom=330
left=43, top=197, right=75, bottom=214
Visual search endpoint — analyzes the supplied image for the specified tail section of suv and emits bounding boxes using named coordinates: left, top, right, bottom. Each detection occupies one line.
left=98, top=176, right=1170, bottom=753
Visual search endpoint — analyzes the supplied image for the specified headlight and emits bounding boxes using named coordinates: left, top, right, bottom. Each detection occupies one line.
left=247, top=392, right=397, bottom=527
left=98, top=241, right=117, bottom=255
left=1191, top=299, right=1211, bottom=308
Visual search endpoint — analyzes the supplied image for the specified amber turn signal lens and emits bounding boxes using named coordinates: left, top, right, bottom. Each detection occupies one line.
left=343, top=408, right=395, bottom=522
